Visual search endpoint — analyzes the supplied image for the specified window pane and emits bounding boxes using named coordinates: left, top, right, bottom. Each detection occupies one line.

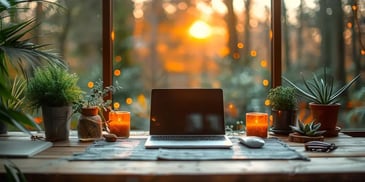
left=16, top=0, right=103, bottom=129
left=282, top=0, right=365, bottom=130
left=113, top=0, right=271, bottom=130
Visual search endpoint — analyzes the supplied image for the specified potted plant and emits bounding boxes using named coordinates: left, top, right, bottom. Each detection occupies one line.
left=0, top=0, right=64, bottom=136
left=75, top=79, right=122, bottom=141
left=289, top=120, right=326, bottom=143
left=283, top=68, right=360, bottom=137
left=25, top=66, right=83, bottom=141
left=267, top=86, right=297, bottom=135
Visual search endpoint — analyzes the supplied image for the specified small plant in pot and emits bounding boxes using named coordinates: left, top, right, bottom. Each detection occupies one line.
left=25, top=66, right=83, bottom=141
left=289, top=120, right=326, bottom=143
left=283, top=68, right=360, bottom=137
left=74, top=79, right=122, bottom=141
left=267, top=86, right=298, bottom=135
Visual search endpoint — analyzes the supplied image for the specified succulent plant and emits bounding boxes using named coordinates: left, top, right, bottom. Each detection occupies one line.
left=290, top=120, right=326, bottom=137
left=282, top=68, right=360, bottom=104
left=267, top=86, right=297, bottom=110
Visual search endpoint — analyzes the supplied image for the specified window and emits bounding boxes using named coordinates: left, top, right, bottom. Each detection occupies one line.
left=111, top=0, right=271, bottom=130
left=11, top=0, right=364, bottom=131
left=109, top=0, right=365, bottom=131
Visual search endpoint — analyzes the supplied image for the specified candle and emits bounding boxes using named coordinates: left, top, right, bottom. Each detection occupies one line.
left=246, top=112, right=268, bottom=138
left=109, top=111, right=130, bottom=138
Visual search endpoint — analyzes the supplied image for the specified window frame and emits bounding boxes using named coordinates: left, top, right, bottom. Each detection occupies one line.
left=101, top=0, right=364, bottom=134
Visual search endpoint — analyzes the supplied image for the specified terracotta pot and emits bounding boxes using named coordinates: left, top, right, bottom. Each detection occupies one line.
left=271, top=109, right=297, bottom=135
left=309, top=103, right=340, bottom=137
left=81, top=107, right=99, bottom=116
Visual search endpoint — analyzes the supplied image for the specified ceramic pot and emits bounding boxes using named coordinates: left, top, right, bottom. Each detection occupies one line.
left=77, top=107, right=102, bottom=141
left=42, top=105, right=72, bottom=141
left=271, top=109, right=297, bottom=135
left=309, top=103, right=340, bottom=137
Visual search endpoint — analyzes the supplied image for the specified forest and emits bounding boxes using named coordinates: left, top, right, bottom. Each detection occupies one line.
left=7, top=0, right=365, bottom=130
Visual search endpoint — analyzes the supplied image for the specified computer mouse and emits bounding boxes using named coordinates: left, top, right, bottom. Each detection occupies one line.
left=238, top=136, right=265, bottom=148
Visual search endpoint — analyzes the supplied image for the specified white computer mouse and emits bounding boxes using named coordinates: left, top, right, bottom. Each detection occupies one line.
left=238, top=136, right=265, bottom=148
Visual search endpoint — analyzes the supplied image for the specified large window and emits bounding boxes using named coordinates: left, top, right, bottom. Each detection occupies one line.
left=11, top=0, right=365, bottom=131
left=112, top=0, right=271, bottom=130
left=111, top=0, right=365, bottom=131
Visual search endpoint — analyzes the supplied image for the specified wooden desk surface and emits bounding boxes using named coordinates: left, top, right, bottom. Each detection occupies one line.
left=1, top=131, right=365, bottom=182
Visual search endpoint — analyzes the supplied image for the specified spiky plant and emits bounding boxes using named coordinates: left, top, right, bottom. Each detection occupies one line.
left=282, top=68, right=360, bottom=104
left=290, top=120, right=326, bottom=137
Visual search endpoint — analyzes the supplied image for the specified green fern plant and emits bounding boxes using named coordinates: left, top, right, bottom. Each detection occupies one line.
left=25, top=66, right=83, bottom=111
left=282, top=68, right=360, bottom=104
left=290, top=120, right=326, bottom=137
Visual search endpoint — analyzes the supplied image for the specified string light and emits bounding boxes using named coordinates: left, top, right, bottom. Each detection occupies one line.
left=114, top=69, right=121, bottom=76
left=250, top=50, right=257, bottom=57
left=113, top=102, right=120, bottom=110
left=87, top=81, right=94, bottom=88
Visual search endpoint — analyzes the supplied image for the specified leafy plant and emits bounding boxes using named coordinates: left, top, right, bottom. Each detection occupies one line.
left=75, top=79, right=122, bottom=111
left=282, top=68, right=360, bottom=104
left=0, top=0, right=64, bottom=135
left=267, top=86, right=297, bottom=110
left=25, top=66, right=83, bottom=111
left=290, top=120, right=326, bottom=137
left=4, top=160, right=27, bottom=182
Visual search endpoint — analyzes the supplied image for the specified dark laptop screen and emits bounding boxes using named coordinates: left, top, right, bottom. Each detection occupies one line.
left=149, top=89, right=225, bottom=135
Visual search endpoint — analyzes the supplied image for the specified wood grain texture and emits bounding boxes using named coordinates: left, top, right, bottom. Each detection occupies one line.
left=1, top=131, right=365, bottom=182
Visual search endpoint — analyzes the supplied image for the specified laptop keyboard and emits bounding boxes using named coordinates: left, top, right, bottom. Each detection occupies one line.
left=150, top=135, right=226, bottom=141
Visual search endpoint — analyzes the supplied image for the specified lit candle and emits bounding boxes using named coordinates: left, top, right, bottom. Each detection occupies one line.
left=246, top=112, right=268, bottom=138
left=109, top=111, right=130, bottom=138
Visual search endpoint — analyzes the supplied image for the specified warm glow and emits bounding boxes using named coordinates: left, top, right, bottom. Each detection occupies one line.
left=126, top=97, right=133, bottom=105
left=113, top=102, right=120, bottom=110
left=189, top=20, right=212, bottom=39
left=233, top=52, right=240, bottom=59
left=264, top=99, right=270, bottom=106
left=262, top=79, right=269, bottom=87
left=111, top=31, right=115, bottom=41
left=87, top=81, right=94, bottom=88
left=361, top=49, right=365, bottom=55
left=165, top=61, right=185, bottom=72
left=33, top=117, right=43, bottom=124
left=114, top=69, right=121, bottom=76
left=237, top=42, right=244, bottom=49
left=347, top=22, right=352, bottom=28
left=260, top=60, right=268, bottom=68
left=115, top=55, right=122, bottom=62
left=250, top=50, right=257, bottom=57
left=246, top=112, right=268, bottom=138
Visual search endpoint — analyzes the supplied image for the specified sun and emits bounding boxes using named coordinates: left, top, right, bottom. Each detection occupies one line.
left=189, top=20, right=212, bottom=39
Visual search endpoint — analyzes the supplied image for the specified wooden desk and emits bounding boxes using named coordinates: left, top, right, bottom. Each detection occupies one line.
left=1, top=132, right=365, bottom=182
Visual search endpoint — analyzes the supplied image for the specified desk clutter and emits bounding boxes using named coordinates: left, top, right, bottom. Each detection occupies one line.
left=69, top=137, right=309, bottom=161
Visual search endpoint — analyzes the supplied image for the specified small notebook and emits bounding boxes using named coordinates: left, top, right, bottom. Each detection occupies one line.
left=0, top=140, right=52, bottom=158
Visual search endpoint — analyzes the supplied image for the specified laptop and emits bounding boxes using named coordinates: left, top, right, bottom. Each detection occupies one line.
left=144, top=88, right=232, bottom=149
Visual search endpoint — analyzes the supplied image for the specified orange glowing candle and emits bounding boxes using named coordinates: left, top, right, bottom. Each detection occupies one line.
left=246, top=112, right=268, bottom=138
left=109, top=111, right=130, bottom=138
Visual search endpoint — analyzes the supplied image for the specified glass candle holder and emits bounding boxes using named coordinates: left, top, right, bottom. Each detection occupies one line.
left=109, top=111, right=130, bottom=138
left=246, top=112, right=268, bottom=138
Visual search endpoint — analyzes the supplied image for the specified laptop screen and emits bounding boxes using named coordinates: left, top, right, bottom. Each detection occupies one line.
left=149, top=88, right=225, bottom=135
